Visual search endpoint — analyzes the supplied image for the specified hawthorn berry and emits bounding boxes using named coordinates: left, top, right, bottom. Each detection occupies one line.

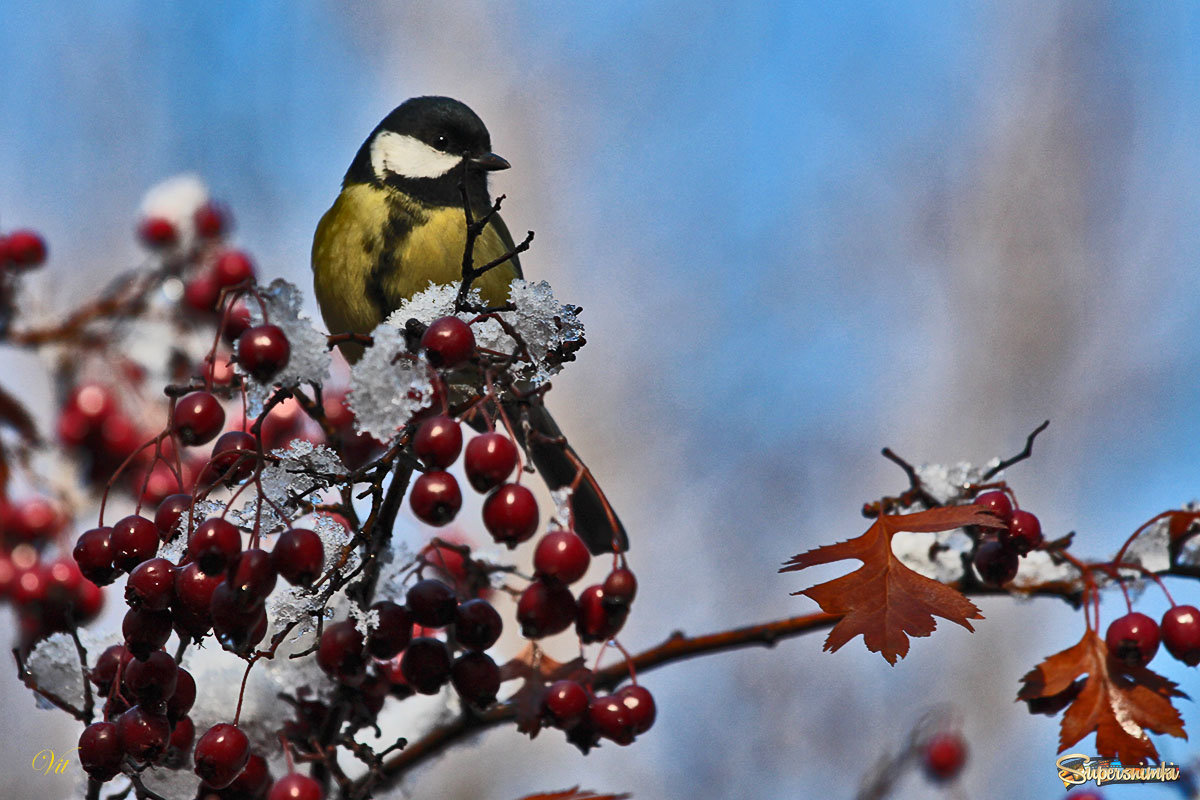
left=118, top=704, right=171, bottom=762
left=167, top=715, right=195, bottom=763
left=73, top=526, right=118, bottom=585
left=413, top=415, right=463, bottom=468
left=483, top=484, right=539, bottom=547
left=367, top=601, right=413, bottom=659
left=138, top=216, right=178, bottom=249
left=5, top=229, right=47, bottom=268
left=409, top=470, right=462, bottom=526
left=973, top=539, right=1018, bottom=586
left=194, top=722, right=251, bottom=789
left=1161, top=605, right=1200, bottom=666
left=174, top=391, right=225, bottom=446
left=316, top=621, right=367, bottom=686
left=222, top=301, right=253, bottom=345
left=237, top=324, right=290, bottom=382
left=517, top=578, right=577, bottom=639
left=544, top=679, right=589, bottom=729
left=534, top=530, right=591, bottom=584
left=110, top=514, right=161, bottom=572
left=175, top=561, right=222, bottom=616
left=125, top=557, right=176, bottom=610
left=184, top=272, right=220, bottom=312
left=168, top=666, right=197, bottom=720
left=602, top=567, right=638, bottom=608
left=400, top=637, right=452, bottom=694
left=189, top=517, right=242, bottom=575
left=225, top=548, right=277, bottom=609
left=78, top=721, right=123, bottom=781
left=213, top=249, right=255, bottom=287
left=204, top=430, right=258, bottom=485
left=268, top=773, right=323, bottom=800
left=226, top=752, right=272, bottom=798
left=1106, top=611, right=1160, bottom=666
left=617, top=684, right=656, bottom=734
left=420, top=316, right=475, bottom=367
left=272, top=528, right=324, bottom=586
left=973, top=490, right=1013, bottom=523
left=9, top=497, right=63, bottom=542
left=589, top=694, right=635, bottom=745
left=454, top=598, right=503, bottom=651
left=123, top=649, right=178, bottom=706
left=577, top=584, right=628, bottom=643
left=91, top=644, right=132, bottom=694
left=464, top=433, right=519, bottom=492
left=451, top=651, right=501, bottom=706
left=123, top=607, right=174, bottom=659
left=154, top=493, right=193, bottom=539
left=923, top=731, right=967, bottom=781
left=406, top=578, right=458, bottom=628
left=1001, top=509, right=1043, bottom=555
left=210, top=581, right=269, bottom=653
left=194, top=201, right=228, bottom=239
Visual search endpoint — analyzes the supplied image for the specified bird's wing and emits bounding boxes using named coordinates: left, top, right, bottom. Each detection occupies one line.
left=489, top=211, right=523, bottom=279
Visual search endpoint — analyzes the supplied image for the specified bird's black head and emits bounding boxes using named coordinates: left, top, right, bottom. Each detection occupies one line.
left=344, top=96, right=509, bottom=208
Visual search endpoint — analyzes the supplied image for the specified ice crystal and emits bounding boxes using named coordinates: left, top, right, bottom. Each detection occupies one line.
left=349, top=603, right=380, bottom=636
left=347, top=325, right=435, bottom=441
left=26, top=632, right=87, bottom=710
left=892, top=529, right=970, bottom=582
left=237, top=279, right=331, bottom=416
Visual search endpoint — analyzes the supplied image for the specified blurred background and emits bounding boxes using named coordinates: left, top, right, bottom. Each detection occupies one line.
left=2, top=1, right=1200, bottom=798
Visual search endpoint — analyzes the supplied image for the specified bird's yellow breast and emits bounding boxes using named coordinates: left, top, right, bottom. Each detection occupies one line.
left=312, top=183, right=520, bottom=345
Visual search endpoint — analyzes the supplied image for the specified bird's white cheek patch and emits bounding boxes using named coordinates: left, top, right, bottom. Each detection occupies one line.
left=371, top=131, right=461, bottom=180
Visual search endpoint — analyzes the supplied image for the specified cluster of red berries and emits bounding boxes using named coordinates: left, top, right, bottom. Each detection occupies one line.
left=0, top=228, right=48, bottom=270
left=0, top=497, right=104, bottom=648
left=1105, top=605, right=1200, bottom=668
left=138, top=200, right=228, bottom=252
left=543, top=678, right=655, bottom=749
left=971, top=491, right=1044, bottom=586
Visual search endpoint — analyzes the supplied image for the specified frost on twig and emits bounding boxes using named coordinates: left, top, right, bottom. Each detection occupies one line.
left=347, top=326, right=436, bottom=442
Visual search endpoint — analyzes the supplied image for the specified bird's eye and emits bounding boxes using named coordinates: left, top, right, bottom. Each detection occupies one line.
left=434, top=135, right=449, bottom=149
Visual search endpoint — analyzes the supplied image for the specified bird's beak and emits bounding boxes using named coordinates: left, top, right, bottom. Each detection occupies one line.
left=470, top=152, right=511, bottom=171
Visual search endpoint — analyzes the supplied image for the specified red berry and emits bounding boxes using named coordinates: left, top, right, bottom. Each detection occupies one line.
left=111, top=515, right=161, bottom=572
left=454, top=598, right=502, bottom=651
left=414, top=415, right=463, bottom=468
left=616, top=684, right=656, bottom=734
left=237, top=324, right=290, bottom=382
left=367, top=601, right=413, bottom=659
left=91, top=644, right=132, bottom=694
left=451, top=651, right=500, bottom=706
left=222, top=301, right=253, bottom=345
left=194, top=202, right=228, bottom=239
left=316, top=621, right=367, bottom=686
left=482, top=484, right=539, bottom=547
left=463, top=433, right=519, bottom=492
left=213, top=249, right=256, bottom=287
left=973, top=539, right=1018, bottom=586
left=154, top=493, right=194, bottom=539
left=210, top=584, right=268, bottom=654
left=184, top=272, right=220, bottom=312
left=602, top=567, right=638, bottom=608
left=125, top=558, right=175, bottom=610
left=5, top=229, right=47, bottom=268
left=409, top=471, right=462, bottom=526
left=577, top=584, right=628, bottom=643
left=168, top=715, right=195, bottom=758
left=73, top=526, right=118, bottom=586
left=226, top=752, right=272, bottom=798
left=73, top=577, right=105, bottom=624
left=534, top=531, right=591, bottom=584
left=138, top=216, right=178, bottom=249
left=168, top=666, right=197, bottom=720
left=420, top=316, right=475, bottom=367
left=973, top=490, right=1013, bottom=523
left=194, top=722, right=251, bottom=789
left=203, top=430, right=258, bottom=485
left=1106, top=611, right=1160, bottom=666
left=175, top=561, right=222, bottom=616
left=123, top=607, right=174, bottom=659
left=1001, top=509, right=1043, bottom=555
left=923, top=731, right=967, bottom=781
left=543, top=679, right=589, bottom=729
left=123, top=649, right=178, bottom=706
left=10, top=497, right=63, bottom=542
left=79, top=721, right=123, bottom=781
left=272, top=528, right=324, bottom=586
left=174, top=391, right=225, bottom=446
left=225, top=548, right=277, bottom=609
left=188, top=517, right=242, bottom=575
left=118, top=704, right=171, bottom=762
left=269, top=773, right=323, bottom=800
left=516, top=578, right=576, bottom=639
left=406, top=578, right=458, bottom=628
left=1162, top=605, right=1200, bottom=666
left=588, top=694, right=635, bottom=745
left=400, top=637, right=452, bottom=694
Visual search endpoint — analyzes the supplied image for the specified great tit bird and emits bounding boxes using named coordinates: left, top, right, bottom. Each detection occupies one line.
left=312, top=96, right=627, bottom=554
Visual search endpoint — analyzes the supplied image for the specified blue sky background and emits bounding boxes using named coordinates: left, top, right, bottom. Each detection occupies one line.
left=2, top=2, right=1200, bottom=798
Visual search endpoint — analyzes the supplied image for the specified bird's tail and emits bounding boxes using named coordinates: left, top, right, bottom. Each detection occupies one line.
left=503, top=400, right=628, bottom=555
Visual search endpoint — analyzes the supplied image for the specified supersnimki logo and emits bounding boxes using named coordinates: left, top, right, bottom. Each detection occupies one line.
left=1056, top=753, right=1181, bottom=788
